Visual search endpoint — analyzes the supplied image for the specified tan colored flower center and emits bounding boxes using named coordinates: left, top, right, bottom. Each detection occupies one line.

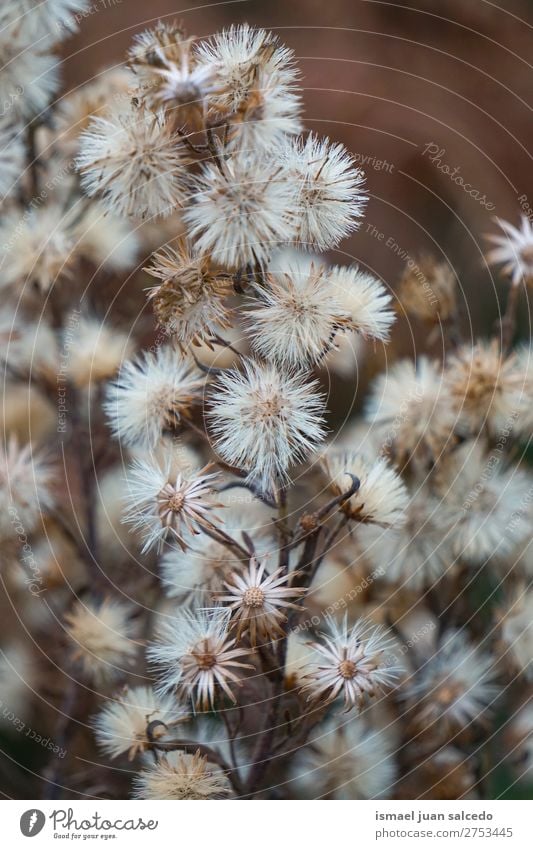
left=338, top=659, right=357, bottom=679
left=243, top=587, right=265, bottom=608
left=521, top=245, right=533, bottom=264
left=166, top=491, right=185, bottom=513
left=434, top=682, right=462, bottom=707
left=193, top=651, right=217, bottom=669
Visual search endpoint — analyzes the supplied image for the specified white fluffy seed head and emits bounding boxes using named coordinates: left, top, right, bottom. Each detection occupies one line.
left=134, top=749, right=232, bottom=799
left=246, top=260, right=351, bottom=366
left=0, top=118, right=25, bottom=200
left=486, top=215, right=533, bottom=286
left=184, top=150, right=296, bottom=270
left=328, top=265, right=395, bottom=341
left=209, top=359, right=327, bottom=492
left=77, top=100, right=188, bottom=219
left=281, top=134, right=367, bottom=250
left=103, top=347, right=204, bottom=448
left=64, top=597, right=139, bottom=685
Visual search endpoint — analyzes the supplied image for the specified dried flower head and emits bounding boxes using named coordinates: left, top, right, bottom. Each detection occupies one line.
left=146, top=240, right=233, bottom=345
left=290, top=714, right=397, bottom=799
left=328, top=265, right=395, bottom=341
left=0, top=437, right=55, bottom=540
left=282, top=134, right=366, bottom=250
left=134, top=749, right=232, bottom=799
left=63, top=314, right=133, bottom=387
left=301, top=614, right=399, bottom=711
left=220, top=557, right=304, bottom=645
left=437, top=441, right=533, bottom=565
left=94, top=686, right=187, bottom=760
left=246, top=260, right=351, bottom=366
left=209, top=359, right=326, bottom=492
left=129, top=22, right=213, bottom=128
left=486, top=215, right=533, bottom=286
left=399, top=255, right=457, bottom=322
left=196, top=24, right=295, bottom=117
left=123, top=454, right=220, bottom=553
left=359, top=487, right=456, bottom=590
left=365, top=357, right=456, bottom=465
left=445, top=341, right=527, bottom=436
left=0, top=205, right=77, bottom=293
left=149, top=607, right=252, bottom=710
left=104, top=347, right=204, bottom=448
left=404, top=630, right=500, bottom=739
left=497, top=587, right=533, bottom=680
left=321, top=449, right=408, bottom=527
left=78, top=100, right=187, bottom=218
left=184, top=150, right=295, bottom=269
left=0, top=36, right=59, bottom=119
left=64, top=598, right=138, bottom=685
left=1, top=0, right=89, bottom=41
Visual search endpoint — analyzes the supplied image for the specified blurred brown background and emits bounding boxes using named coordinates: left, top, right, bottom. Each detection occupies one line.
left=62, top=0, right=533, bottom=345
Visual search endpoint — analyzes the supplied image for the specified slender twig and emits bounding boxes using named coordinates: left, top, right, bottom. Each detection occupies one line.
left=498, top=281, right=521, bottom=353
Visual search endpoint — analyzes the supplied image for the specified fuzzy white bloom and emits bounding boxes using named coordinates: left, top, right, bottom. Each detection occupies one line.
left=366, top=357, right=456, bottom=464
left=246, top=260, right=351, bottom=366
left=290, top=715, right=397, bottom=799
left=403, top=630, right=500, bottom=737
left=209, top=359, right=326, bottom=492
left=123, top=454, right=220, bottom=554
left=445, top=341, right=528, bottom=437
left=282, top=134, right=366, bottom=250
left=328, top=266, right=395, bottom=341
left=62, top=314, right=133, bottom=387
left=0, top=38, right=60, bottom=119
left=184, top=151, right=296, bottom=270
left=219, top=557, right=304, bottom=645
left=436, top=440, right=533, bottom=564
left=77, top=101, right=187, bottom=219
left=196, top=24, right=296, bottom=117
left=486, top=216, right=533, bottom=286
left=149, top=606, right=252, bottom=710
left=75, top=204, right=140, bottom=272
left=0, top=118, right=25, bottom=200
left=64, top=598, right=139, bottom=685
left=129, top=22, right=213, bottom=126
left=145, top=241, right=233, bottom=346
left=359, top=488, right=456, bottom=590
left=498, top=587, right=533, bottom=680
left=301, top=615, right=399, bottom=711
left=134, top=749, right=232, bottom=799
left=504, top=702, right=533, bottom=784
left=0, top=437, right=55, bottom=540
left=0, top=1, right=90, bottom=42
left=0, top=309, right=59, bottom=380
left=321, top=448, right=408, bottom=527
left=94, top=686, right=187, bottom=760
left=104, top=347, right=204, bottom=448
left=0, top=204, right=77, bottom=293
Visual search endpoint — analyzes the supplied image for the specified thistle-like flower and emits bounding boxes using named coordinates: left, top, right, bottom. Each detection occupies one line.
left=399, top=255, right=457, bottom=323
left=134, top=749, right=232, bottom=799
left=129, top=22, right=213, bottom=127
left=486, top=215, right=533, bottom=286
left=209, top=359, right=326, bottom=492
left=184, top=150, right=295, bottom=269
left=1, top=0, right=89, bottom=41
left=321, top=449, right=408, bottom=527
left=328, top=265, right=395, bottom=341
left=195, top=24, right=296, bottom=117
left=301, top=614, right=399, bottom=711
left=62, top=314, right=133, bottom=387
left=219, top=557, right=305, bottom=645
left=444, top=341, right=527, bottom=436
left=146, top=240, right=233, bottom=346
left=64, top=598, right=139, bottom=685
left=403, top=630, right=500, bottom=738
left=0, top=205, right=77, bottom=293
left=282, top=134, right=367, bottom=250
left=77, top=100, right=188, bottom=219
left=0, top=438, right=55, bottom=540
left=104, top=346, right=204, bottom=448
left=365, top=357, right=456, bottom=464
left=123, top=455, right=220, bottom=553
left=94, top=686, right=188, bottom=760
left=149, top=607, right=253, bottom=710
left=246, top=260, right=351, bottom=367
